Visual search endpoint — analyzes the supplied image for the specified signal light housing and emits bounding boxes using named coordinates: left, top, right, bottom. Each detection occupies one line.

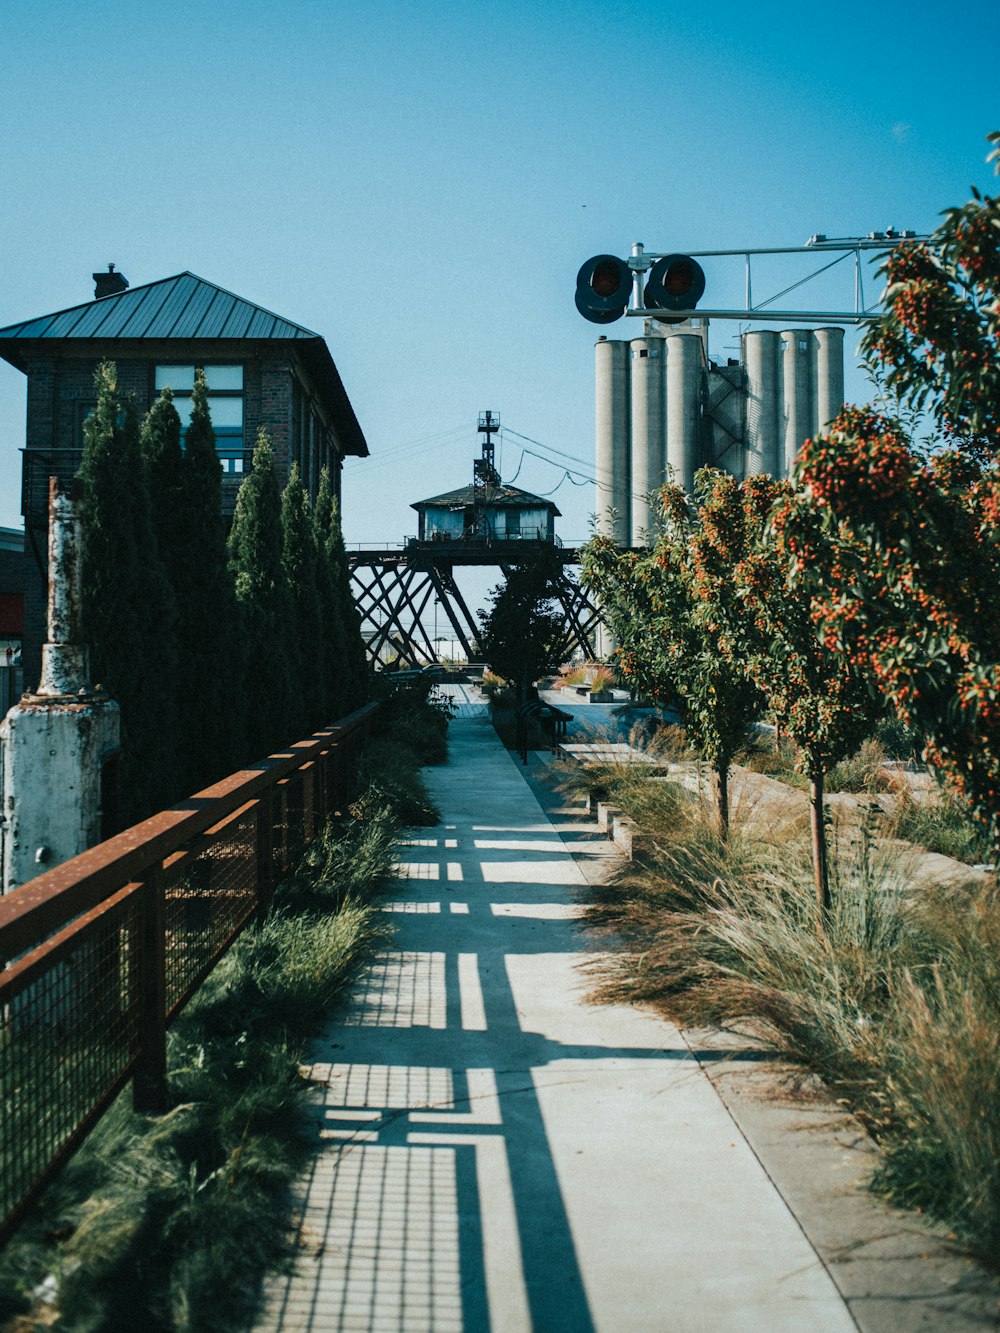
left=575, top=254, right=632, bottom=324
left=644, top=254, right=706, bottom=324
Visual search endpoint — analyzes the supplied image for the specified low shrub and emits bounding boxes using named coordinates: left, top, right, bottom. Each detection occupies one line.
left=353, top=738, right=439, bottom=826
left=884, top=787, right=993, bottom=865
left=371, top=676, right=451, bottom=765
left=873, top=715, right=924, bottom=761
left=826, top=738, right=896, bottom=793
left=481, top=670, right=515, bottom=707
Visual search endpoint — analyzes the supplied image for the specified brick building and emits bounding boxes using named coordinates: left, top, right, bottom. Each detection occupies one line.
left=0, top=267, right=369, bottom=684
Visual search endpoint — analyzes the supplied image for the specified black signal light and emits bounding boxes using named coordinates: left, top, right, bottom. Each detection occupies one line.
left=575, top=254, right=632, bottom=324
left=644, top=254, right=706, bottom=324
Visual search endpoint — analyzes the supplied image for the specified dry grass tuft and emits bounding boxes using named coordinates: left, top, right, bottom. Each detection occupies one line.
left=582, top=772, right=1000, bottom=1264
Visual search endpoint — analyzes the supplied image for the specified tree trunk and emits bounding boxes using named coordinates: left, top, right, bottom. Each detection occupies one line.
left=809, top=770, right=831, bottom=932
left=715, top=761, right=730, bottom=842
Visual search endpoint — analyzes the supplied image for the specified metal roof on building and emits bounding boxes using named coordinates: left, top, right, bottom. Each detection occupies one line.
left=0, top=272, right=321, bottom=344
left=0, top=272, right=368, bottom=457
left=411, top=483, right=561, bottom=517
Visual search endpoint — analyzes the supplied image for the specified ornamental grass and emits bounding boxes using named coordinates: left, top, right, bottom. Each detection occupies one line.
left=582, top=766, right=1000, bottom=1265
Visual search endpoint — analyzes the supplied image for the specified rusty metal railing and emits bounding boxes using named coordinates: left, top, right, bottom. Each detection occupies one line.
left=0, top=701, right=377, bottom=1246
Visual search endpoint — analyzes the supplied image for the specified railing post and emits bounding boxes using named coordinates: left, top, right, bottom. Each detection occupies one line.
left=316, top=748, right=330, bottom=825
left=326, top=740, right=340, bottom=817
left=255, top=791, right=274, bottom=925
left=133, top=865, right=168, bottom=1114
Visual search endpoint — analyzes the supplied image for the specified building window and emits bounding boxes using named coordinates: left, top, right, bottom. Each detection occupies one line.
left=154, top=364, right=245, bottom=473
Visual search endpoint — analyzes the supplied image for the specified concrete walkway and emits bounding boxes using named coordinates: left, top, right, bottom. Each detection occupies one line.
left=254, top=716, right=857, bottom=1332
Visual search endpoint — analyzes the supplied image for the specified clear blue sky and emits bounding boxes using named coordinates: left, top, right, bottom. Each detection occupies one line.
left=1, top=0, right=997, bottom=560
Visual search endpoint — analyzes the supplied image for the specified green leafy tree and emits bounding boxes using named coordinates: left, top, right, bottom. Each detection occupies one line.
left=227, top=430, right=295, bottom=758
left=582, top=480, right=763, bottom=836
left=78, top=362, right=179, bottom=824
left=479, top=546, right=566, bottom=705
left=690, top=469, right=879, bottom=919
left=863, top=130, right=1000, bottom=457
left=792, top=133, right=1000, bottom=855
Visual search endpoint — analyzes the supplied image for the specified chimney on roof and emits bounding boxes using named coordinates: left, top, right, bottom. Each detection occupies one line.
left=93, top=263, right=129, bottom=300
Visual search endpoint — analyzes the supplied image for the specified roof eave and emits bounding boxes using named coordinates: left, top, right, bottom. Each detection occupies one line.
left=0, top=332, right=369, bottom=460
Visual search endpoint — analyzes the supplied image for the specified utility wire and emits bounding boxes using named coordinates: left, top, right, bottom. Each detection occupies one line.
left=501, top=425, right=593, bottom=469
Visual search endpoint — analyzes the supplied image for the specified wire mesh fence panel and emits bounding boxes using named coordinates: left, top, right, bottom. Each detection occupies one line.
left=282, top=772, right=307, bottom=874
left=273, top=781, right=291, bottom=879
left=0, top=700, right=378, bottom=1241
left=162, top=802, right=258, bottom=1017
left=0, top=886, right=141, bottom=1239
left=302, top=762, right=316, bottom=847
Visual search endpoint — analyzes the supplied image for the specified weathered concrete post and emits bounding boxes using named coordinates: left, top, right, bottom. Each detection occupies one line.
left=0, top=478, right=120, bottom=893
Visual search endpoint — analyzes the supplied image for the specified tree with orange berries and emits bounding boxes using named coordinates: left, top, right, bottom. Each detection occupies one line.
left=689, top=469, right=880, bottom=918
left=582, top=481, right=761, bottom=836
left=793, top=132, right=1000, bottom=857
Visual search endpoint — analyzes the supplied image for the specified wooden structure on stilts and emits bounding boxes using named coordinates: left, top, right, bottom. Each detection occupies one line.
left=348, top=413, right=602, bottom=670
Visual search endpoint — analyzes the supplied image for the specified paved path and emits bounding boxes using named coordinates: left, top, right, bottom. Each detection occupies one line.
left=255, top=716, right=856, bottom=1332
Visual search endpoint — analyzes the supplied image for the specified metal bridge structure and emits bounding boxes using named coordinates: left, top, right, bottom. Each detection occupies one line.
left=349, top=411, right=603, bottom=671
left=348, top=535, right=601, bottom=671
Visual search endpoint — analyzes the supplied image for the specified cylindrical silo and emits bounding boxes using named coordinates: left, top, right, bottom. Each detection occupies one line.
left=629, top=337, right=664, bottom=545
left=743, top=330, right=781, bottom=477
left=665, top=332, right=703, bottom=495
left=812, top=327, right=845, bottom=434
left=781, top=328, right=813, bottom=478
left=595, top=337, right=630, bottom=543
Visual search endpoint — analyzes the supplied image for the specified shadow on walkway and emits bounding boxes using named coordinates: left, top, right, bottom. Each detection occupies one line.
left=255, top=718, right=851, bottom=1333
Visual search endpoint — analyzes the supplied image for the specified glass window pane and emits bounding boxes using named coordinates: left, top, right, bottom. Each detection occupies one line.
left=206, top=398, right=243, bottom=428
left=204, top=364, right=243, bottom=390
left=155, top=365, right=195, bottom=391
left=173, top=396, right=194, bottom=425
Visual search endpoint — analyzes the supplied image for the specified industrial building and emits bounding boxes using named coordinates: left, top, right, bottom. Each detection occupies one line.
left=594, top=320, right=845, bottom=544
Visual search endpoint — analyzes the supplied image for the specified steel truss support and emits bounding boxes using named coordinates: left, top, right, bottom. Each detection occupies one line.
left=349, top=552, right=602, bottom=670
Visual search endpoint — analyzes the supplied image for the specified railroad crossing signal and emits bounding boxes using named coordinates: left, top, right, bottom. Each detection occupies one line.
left=575, top=250, right=706, bottom=324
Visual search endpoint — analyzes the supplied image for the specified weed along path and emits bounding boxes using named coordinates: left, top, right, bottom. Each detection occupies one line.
left=254, top=716, right=856, bottom=1333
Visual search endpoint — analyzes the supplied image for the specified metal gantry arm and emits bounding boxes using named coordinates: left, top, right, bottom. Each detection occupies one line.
left=623, top=233, right=929, bottom=325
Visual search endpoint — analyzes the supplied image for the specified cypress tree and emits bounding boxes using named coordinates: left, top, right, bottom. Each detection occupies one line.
left=173, top=370, right=245, bottom=788
left=280, top=462, right=319, bottom=736
left=313, top=467, right=348, bottom=720
left=315, top=469, right=369, bottom=714
left=140, top=388, right=185, bottom=542
left=78, top=361, right=179, bottom=825
left=227, top=430, right=295, bottom=757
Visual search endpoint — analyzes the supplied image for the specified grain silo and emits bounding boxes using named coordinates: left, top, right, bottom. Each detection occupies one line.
left=593, top=320, right=845, bottom=542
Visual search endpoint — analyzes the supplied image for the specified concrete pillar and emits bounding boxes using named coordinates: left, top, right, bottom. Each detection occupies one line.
left=665, top=332, right=703, bottom=494
left=595, top=338, right=630, bottom=543
left=1, top=480, right=119, bottom=893
left=781, top=328, right=813, bottom=478
left=743, top=331, right=781, bottom=477
left=812, top=326, right=845, bottom=434
left=629, top=337, right=664, bottom=545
